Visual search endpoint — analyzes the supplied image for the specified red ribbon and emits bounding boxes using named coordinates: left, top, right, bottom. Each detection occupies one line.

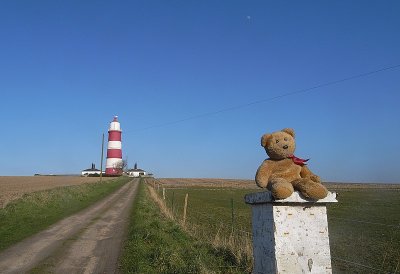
left=288, top=155, right=309, bottom=166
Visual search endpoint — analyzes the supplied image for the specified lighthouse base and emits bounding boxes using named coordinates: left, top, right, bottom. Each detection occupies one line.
left=105, top=168, right=123, bottom=176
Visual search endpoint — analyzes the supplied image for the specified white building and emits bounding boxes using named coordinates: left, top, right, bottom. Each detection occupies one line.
left=127, top=163, right=147, bottom=177
left=81, top=163, right=101, bottom=176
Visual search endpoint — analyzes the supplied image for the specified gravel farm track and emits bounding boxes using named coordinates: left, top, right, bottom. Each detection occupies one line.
left=0, top=176, right=113, bottom=208
left=0, top=178, right=139, bottom=274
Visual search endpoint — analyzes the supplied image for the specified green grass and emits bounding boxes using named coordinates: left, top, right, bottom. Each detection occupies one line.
left=119, top=180, right=249, bottom=273
left=160, top=186, right=400, bottom=274
left=328, top=189, right=400, bottom=273
left=163, top=188, right=256, bottom=239
left=0, top=176, right=130, bottom=251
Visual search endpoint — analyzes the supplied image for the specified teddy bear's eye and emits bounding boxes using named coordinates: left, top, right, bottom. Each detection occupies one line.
left=276, top=140, right=279, bottom=144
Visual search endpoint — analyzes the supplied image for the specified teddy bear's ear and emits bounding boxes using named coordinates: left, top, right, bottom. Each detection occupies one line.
left=261, top=134, right=272, bottom=147
left=282, top=128, right=295, bottom=138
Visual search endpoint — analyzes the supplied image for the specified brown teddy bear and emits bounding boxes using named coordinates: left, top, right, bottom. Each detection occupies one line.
left=255, top=128, right=328, bottom=200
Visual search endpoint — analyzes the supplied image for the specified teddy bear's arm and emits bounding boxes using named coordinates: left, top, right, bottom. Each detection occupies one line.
left=300, top=165, right=321, bottom=183
left=255, top=160, right=273, bottom=188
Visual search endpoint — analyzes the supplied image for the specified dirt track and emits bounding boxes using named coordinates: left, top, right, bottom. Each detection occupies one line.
left=0, top=178, right=139, bottom=274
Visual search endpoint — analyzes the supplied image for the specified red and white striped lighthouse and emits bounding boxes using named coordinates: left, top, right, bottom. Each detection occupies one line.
left=105, top=116, right=123, bottom=176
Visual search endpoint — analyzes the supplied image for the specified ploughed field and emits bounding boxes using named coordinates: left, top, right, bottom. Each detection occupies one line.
left=0, top=176, right=113, bottom=208
left=155, top=178, right=400, bottom=274
left=158, top=177, right=400, bottom=190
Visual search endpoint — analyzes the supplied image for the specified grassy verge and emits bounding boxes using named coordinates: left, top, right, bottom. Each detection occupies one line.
left=0, top=176, right=130, bottom=251
left=162, top=187, right=254, bottom=237
left=119, top=179, right=248, bottom=273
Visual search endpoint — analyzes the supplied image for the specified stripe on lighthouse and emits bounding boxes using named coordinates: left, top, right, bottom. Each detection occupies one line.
left=108, top=131, right=122, bottom=141
left=107, top=149, right=122, bottom=158
left=107, top=141, right=122, bottom=149
left=106, top=158, right=123, bottom=168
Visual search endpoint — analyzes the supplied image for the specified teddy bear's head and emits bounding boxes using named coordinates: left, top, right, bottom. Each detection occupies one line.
left=261, top=128, right=296, bottom=160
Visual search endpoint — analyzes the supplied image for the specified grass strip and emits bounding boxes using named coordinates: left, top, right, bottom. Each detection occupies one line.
left=0, top=176, right=130, bottom=251
left=120, top=179, right=248, bottom=274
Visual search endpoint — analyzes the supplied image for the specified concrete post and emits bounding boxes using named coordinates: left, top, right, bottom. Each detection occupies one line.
left=245, top=191, right=337, bottom=274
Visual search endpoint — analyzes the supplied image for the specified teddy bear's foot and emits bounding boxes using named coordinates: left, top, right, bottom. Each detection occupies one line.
left=269, top=180, right=294, bottom=199
left=293, top=179, right=328, bottom=200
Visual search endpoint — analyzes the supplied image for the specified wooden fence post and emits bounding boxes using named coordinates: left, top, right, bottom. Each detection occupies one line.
left=162, top=188, right=165, bottom=200
left=231, top=198, right=235, bottom=233
left=171, top=192, right=175, bottom=213
left=183, top=193, right=189, bottom=226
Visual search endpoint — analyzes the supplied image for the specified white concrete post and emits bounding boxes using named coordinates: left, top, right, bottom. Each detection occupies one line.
left=245, top=191, right=337, bottom=274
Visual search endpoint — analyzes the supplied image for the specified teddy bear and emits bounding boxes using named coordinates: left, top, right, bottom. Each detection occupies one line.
left=255, top=128, right=328, bottom=200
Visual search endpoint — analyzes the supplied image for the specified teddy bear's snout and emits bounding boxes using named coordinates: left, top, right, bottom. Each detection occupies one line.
left=283, top=145, right=289, bottom=149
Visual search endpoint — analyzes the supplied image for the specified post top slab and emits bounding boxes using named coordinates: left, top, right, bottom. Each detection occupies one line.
left=244, top=190, right=337, bottom=205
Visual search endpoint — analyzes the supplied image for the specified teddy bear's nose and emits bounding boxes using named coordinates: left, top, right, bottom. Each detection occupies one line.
left=283, top=145, right=288, bottom=149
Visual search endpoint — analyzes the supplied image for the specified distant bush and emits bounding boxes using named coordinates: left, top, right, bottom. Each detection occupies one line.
left=87, top=174, right=100, bottom=177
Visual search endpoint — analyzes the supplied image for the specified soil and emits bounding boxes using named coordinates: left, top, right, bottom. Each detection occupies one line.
left=156, top=178, right=400, bottom=190
left=0, top=178, right=139, bottom=274
left=0, top=176, right=113, bottom=208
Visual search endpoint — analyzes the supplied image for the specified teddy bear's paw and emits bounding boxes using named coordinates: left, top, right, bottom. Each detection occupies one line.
left=309, top=175, right=321, bottom=183
left=302, top=184, right=328, bottom=200
left=270, top=182, right=294, bottom=199
left=255, top=178, right=268, bottom=188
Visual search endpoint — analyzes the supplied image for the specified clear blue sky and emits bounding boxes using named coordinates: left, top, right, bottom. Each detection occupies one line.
left=1, top=1, right=399, bottom=183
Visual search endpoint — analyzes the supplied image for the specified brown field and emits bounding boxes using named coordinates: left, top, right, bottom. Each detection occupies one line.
left=157, top=178, right=258, bottom=189
left=156, top=178, right=400, bottom=190
left=0, top=176, right=113, bottom=208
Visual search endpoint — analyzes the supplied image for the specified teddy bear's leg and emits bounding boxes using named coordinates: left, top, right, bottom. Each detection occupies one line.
left=292, top=179, right=328, bottom=199
left=268, top=178, right=294, bottom=199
